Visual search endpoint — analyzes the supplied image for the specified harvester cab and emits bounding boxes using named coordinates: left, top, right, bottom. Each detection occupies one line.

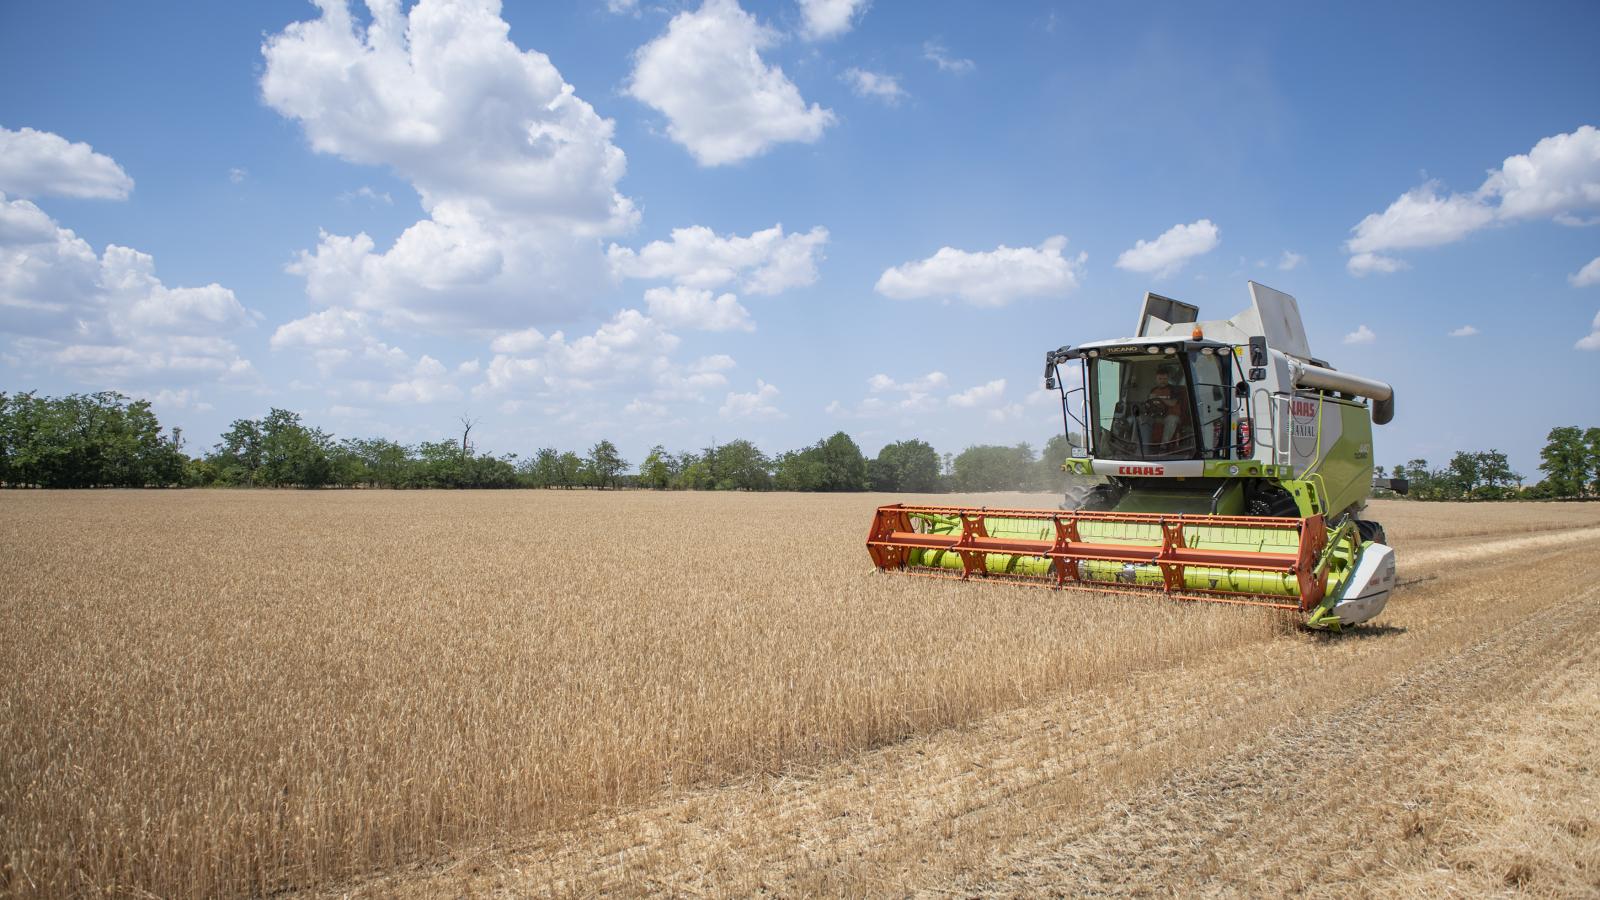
left=867, top=282, right=1399, bottom=630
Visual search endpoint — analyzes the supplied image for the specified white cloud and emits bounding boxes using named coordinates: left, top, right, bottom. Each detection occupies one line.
left=228, top=167, right=248, bottom=184
left=875, top=235, right=1085, bottom=306
left=624, top=397, right=669, bottom=418
left=1345, top=127, right=1600, bottom=273
left=1343, top=324, right=1376, bottom=345
left=337, top=185, right=392, bottom=205
left=606, top=0, right=640, bottom=14
left=798, top=0, right=867, bottom=40
left=488, top=327, right=547, bottom=355
left=0, top=126, right=133, bottom=200
left=609, top=223, right=827, bottom=294
left=0, top=193, right=253, bottom=383
left=827, top=370, right=947, bottom=418
left=948, top=378, right=1005, bottom=408
left=380, top=354, right=462, bottom=404
left=1278, top=250, right=1303, bottom=271
left=643, top=285, right=754, bottom=331
left=1578, top=311, right=1600, bottom=351
left=720, top=379, right=782, bottom=418
left=1569, top=256, right=1600, bottom=288
left=1345, top=182, right=1494, bottom=257
left=922, top=40, right=974, bottom=74
left=1114, top=219, right=1220, bottom=277
left=626, top=0, right=834, bottom=166
left=1448, top=325, right=1479, bottom=337
left=262, top=0, right=638, bottom=330
left=869, top=371, right=947, bottom=393
left=1480, top=125, right=1600, bottom=221
left=842, top=68, right=906, bottom=105
left=1346, top=252, right=1409, bottom=277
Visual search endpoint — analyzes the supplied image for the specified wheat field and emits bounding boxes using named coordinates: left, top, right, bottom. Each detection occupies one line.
left=2, top=491, right=1598, bottom=897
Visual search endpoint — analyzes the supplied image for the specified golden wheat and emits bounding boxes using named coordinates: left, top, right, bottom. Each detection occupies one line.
left=2, top=492, right=1596, bottom=897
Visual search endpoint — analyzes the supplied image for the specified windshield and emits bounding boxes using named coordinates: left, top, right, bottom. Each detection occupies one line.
left=1089, top=351, right=1233, bottom=461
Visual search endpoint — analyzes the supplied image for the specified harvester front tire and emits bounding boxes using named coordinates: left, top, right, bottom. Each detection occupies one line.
left=1247, top=484, right=1300, bottom=518
left=1356, top=519, right=1387, bottom=546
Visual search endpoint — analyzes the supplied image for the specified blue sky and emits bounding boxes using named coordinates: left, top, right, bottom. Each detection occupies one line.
left=1, top=0, right=1597, bottom=476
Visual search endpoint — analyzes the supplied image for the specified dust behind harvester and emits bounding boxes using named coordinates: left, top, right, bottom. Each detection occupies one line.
left=866, top=282, right=1400, bottom=630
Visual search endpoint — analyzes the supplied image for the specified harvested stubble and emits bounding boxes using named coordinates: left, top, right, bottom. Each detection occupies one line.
left=2, top=490, right=1279, bottom=897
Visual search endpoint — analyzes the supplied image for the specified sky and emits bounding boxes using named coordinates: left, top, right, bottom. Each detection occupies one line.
left=1, top=0, right=1597, bottom=477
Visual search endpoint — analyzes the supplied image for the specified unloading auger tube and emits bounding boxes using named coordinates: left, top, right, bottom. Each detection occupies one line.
left=864, top=282, right=1400, bottom=630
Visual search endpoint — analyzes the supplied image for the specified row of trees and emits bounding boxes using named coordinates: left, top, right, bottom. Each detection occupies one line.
left=0, top=391, right=1078, bottom=492
left=1379, top=427, right=1600, bottom=501
left=0, top=392, right=189, bottom=488
left=6, top=391, right=1597, bottom=498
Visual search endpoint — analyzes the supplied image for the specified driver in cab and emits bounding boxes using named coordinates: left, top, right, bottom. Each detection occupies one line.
left=1141, top=366, right=1190, bottom=452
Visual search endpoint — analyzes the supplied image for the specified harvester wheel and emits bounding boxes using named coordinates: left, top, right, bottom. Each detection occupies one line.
left=1247, top=484, right=1300, bottom=518
left=1356, top=519, right=1387, bottom=545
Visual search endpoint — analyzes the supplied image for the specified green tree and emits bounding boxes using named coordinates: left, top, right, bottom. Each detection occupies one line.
left=1586, top=427, right=1600, bottom=496
left=952, top=443, right=1035, bottom=492
left=586, top=440, right=627, bottom=489
left=639, top=445, right=672, bottom=489
left=817, top=432, right=868, bottom=491
left=869, top=439, right=942, bottom=493
left=556, top=451, right=584, bottom=488
left=1445, top=450, right=1482, bottom=500
left=712, top=439, right=772, bottom=490
left=213, top=417, right=266, bottom=485
left=0, top=391, right=188, bottom=487
left=1538, top=426, right=1588, bottom=497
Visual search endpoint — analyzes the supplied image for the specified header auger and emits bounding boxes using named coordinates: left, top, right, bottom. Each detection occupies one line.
left=866, top=282, right=1401, bottom=630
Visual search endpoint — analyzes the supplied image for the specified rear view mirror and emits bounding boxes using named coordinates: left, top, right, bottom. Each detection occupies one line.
left=1235, top=381, right=1249, bottom=398
left=1248, top=336, right=1267, bottom=367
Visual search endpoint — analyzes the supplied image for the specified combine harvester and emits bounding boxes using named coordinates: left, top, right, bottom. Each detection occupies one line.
left=866, top=283, right=1403, bottom=630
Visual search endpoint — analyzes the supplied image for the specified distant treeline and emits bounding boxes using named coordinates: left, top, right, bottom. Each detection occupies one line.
left=0, top=390, right=1077, bottom=492
left=7, top=391, right=1595, bottom=499
left=1376, top=427, right=1600, bottom=501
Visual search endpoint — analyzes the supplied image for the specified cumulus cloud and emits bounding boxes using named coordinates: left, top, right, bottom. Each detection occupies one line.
left=947, top=378, right=1005, bottom=408
left=922, top=40, right=974, bottom=74
left=261, top=0, right=638, bottom=330
left=1343, top=324, right=1376, bottom=345
left=643, top=285, right=754, bottom=331
left=1114, top=219, right=1220, bottom=277
left=0, top=126, right=133, bottom=200
left=380, top=355, right=463, bottom=404
left=1345, top=126, right=1600, bottom=274
left=797, top=0, right=867, bottom=40
left=1480, top=125, right=1600, bottom=221
left=1278, top=250, right=1303, bottom=271
left=1570, top=256, right=1600, bottom=288
left=1448, top=325, right=1479, bottom=337
left=875, top=235, right=1085, bottom=306
left=720, top=379, right=782, bottom=418
left=1579, top=311, right=1600, bottom=351
left=869, top=371, right=947, bottom=394
left=471, top=307, right=736, bottom=421
left=626, top=0, right=834, bottom=166
left=0, top=194, right=254, bottom=384
left=842, top=68, right=906, bottom=104
left=609, top=223, right=827, bottom=294
left=1345, top=182, right=1494, bottom=258
left=1347, top=252, right=1409, bottom=277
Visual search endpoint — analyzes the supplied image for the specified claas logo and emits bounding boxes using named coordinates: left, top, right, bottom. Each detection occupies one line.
left=1117, top=465, right=1165, bottom=475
